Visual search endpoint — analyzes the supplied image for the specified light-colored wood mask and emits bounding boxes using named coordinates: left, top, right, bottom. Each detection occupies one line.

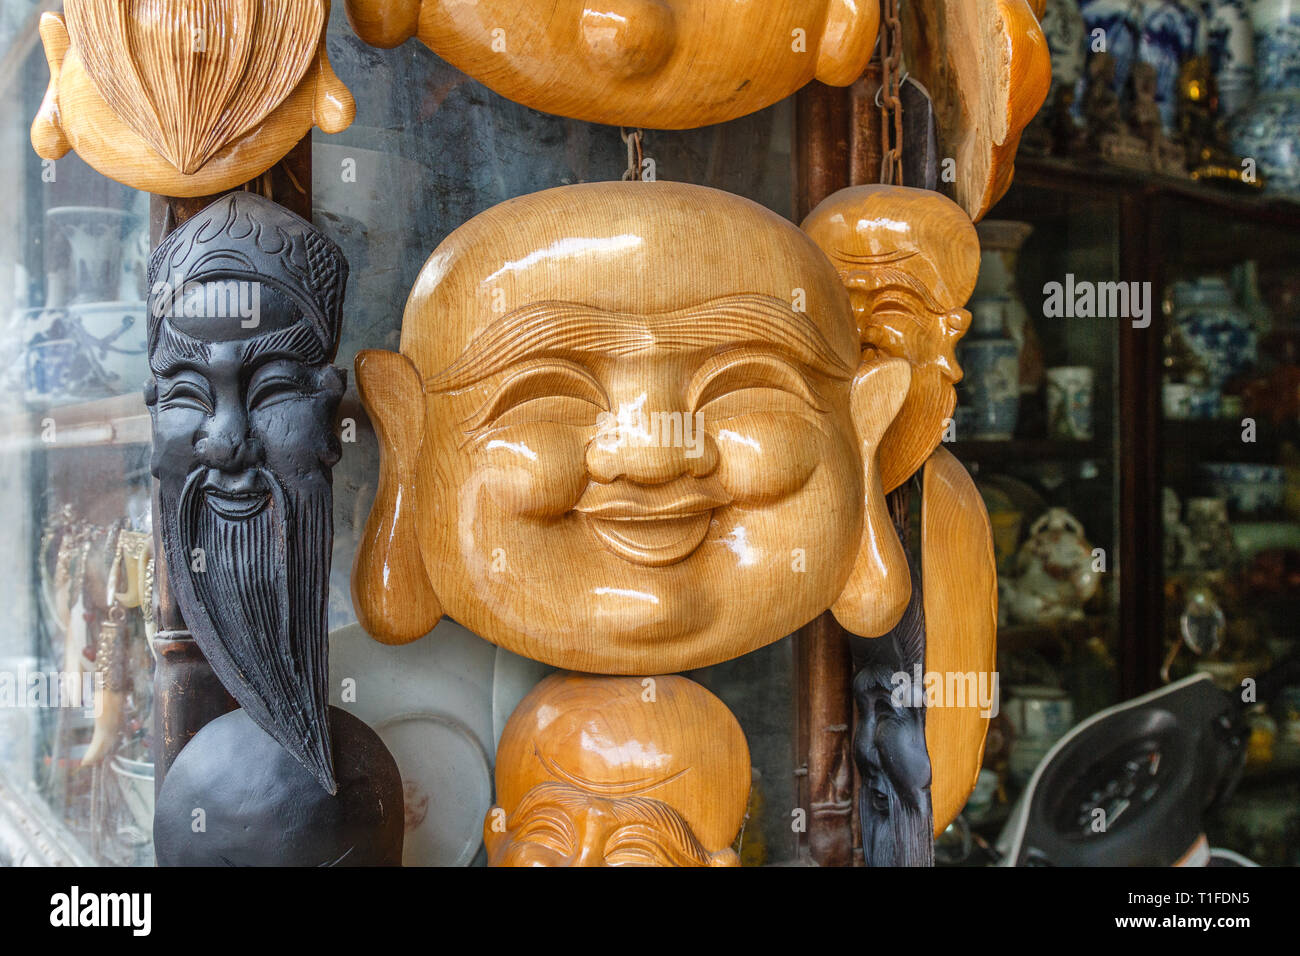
left=901, top=0, right=1051, bottom=222
left=344, top=0, right=879, bottom=129
left=352, top=181, right=913, bottom=673
left=32, top=0, right=354, bottom=196
left=922, top=447, right=997, bottom=834
left=802, top=184, right=980, bottom=493
left=485, top=673, right=749, bottom=866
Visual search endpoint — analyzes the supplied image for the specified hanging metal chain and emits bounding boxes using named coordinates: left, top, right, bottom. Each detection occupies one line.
left=878, top=0, right=905, bottom=185
left=621, top=128, right=645, bottom=181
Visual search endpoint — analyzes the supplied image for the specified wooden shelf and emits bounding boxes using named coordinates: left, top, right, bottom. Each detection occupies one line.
left=948, top=438, right=1108, bottom=463
left=1012, top=156, right=1300, bottom=229
left=0, top=393, right=150, bottom=450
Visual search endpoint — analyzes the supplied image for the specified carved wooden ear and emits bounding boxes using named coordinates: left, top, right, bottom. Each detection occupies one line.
left=311, top=8, right=357, bottom=135
left=351, top=348, right=442, bottom=645
left=831, top=357, right=912, bottom=637
left=344, top=0, right=422, bottom=49
left=922, top=447, right=997, bottom=835
left=815, top=0, right=881, bottom=87
left=30, top=13, right=72, bottom=160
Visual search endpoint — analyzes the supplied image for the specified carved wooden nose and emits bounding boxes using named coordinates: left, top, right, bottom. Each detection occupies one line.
left=580, top=1, right=677, bottom=77
left=586, top=428, right=718, bottom=483
left=194, top=429, right=263, bottom=472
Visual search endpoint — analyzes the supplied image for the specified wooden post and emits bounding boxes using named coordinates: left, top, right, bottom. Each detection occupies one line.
left=149, top=138, right=312, bottom=792
left=793, top=80, right=854, bottom=867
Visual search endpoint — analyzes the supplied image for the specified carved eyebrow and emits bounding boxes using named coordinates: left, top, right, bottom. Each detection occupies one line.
left=426, top=293, right=854, bottom=392
left=149, top=322, right=211, bottom=377
left=241, top=322, right=327, bottom=367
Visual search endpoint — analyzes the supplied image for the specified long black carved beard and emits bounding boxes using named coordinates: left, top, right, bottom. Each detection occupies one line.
left=164, top=468, right=335, bottom=794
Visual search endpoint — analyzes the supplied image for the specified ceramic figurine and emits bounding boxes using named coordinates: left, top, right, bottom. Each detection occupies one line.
left=800, top=185, right=981, bottom=491
left=352, top=181, right=916, bottom=673
left=31, top=0, right=354, bottom=197
left=900, top=0, right=1052, bottom=221
left=343, top=0, right=879, bottom=130
left=145, top=192, right=402, bottom=864
left=1001, top=508, right=1101, bottom=624
left=485, top=673, right=749, bottom=866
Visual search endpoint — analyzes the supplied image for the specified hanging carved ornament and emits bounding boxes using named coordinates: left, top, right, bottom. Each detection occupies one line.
left=486, top=673, right=750, bottom=866
left=31, top=0, right=354, bottom=197
left=343, top=0, right=879, bottom=129
left=802, top=184, right=980, bottom=493
left=352, top=180, right=914, bottom=673
left=900, top=0, right=1051, bottom=222
left=144, top=192, right=403, bottom=865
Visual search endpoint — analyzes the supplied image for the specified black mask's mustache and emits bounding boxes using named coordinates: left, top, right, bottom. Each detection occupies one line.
left=167, top=467, right=336, bottom=794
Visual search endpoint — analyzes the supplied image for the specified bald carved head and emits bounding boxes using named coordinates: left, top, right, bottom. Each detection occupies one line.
left=353, top=181, right=913, bottom=672
left=485, top=673, right=749, bottom=866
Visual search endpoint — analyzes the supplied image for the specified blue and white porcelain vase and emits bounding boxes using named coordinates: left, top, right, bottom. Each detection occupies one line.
left=1229, top=0, right=1300, bottom=197
left=1171, top=277, right=1258, bottom=389
left=1138, top=0, right=1197, bottom=129
left=1205, top=0, right=1256, bottom=117
left=958, top=298, right=1021, bottom=441
left=1081, top=0, right=1144, bottom=93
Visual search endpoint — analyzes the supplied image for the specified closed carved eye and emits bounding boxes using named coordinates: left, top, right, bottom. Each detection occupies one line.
left=462, top=359, right=608, bottom=434
left=158, top=376, right=213, bottom=414
left=689, top=350, right=825, bottom=419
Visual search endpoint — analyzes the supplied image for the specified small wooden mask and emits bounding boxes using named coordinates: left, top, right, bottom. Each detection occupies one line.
left=802, top=184, right=980, bottom=492
left=31, top=0, right=354, bottom=197
left=353, top=181, right=914, bottom=672
left=343, top=0, right=879, bottom=129
left=485, top=673, right=749, bottom=866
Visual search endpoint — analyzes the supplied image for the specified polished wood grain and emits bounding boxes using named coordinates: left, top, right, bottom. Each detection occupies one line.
left=352, top=180, right=913, bottom=672
left=344, top=0, right=879, bottom=129
left=922, top=447, right=997, bottom=834
left=486, top=672, right=749, bottom=866
left=802, top=184, right=981, bottom=493
left=900, top=0, right=1051, bottom=222
left=31, top=0, right=354, bottom=197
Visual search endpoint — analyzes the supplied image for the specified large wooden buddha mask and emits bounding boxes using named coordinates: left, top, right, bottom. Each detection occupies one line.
left=486, top=673, right=749, bottom=866
left=353, top=181, right=912, bottom=672
left=344, top=0, right=879, bottom=129
left=31, top=0, right=354, bottom=197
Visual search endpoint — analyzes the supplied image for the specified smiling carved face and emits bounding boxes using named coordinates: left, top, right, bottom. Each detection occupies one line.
left=345, top=0, right=879, bottom=128
left=354, top=182, right=911, bottom=673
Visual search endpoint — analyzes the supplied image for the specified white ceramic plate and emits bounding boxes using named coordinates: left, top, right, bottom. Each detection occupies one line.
left=329, top=619, right=496, bottom=866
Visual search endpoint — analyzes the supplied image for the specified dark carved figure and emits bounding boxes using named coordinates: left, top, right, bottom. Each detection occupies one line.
left=154, top=707, right=403, bottom=866
left=852, top=550, right=934, bottom=867
left=145, top=192, right=402, bottom=864
left=145, top=192, right=346, bottom=793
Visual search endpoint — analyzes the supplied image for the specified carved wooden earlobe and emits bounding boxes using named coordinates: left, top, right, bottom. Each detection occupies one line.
left=922, top=447, right=998, bottom=833
left=30, top=14, right=71, bottom=160
left=831, top=357, right=912, bottom=638
left=343, top=0, right=421, bottom=49
left=352, top=348, right=443, bottom=645
left=816, top=0, right=883, bottom=86
left=312, top=42, right=358, bottom=134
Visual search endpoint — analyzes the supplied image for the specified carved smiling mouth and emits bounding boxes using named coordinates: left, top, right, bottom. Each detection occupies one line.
left=202, top=473, right=270, bottom=521
left=574, top=479, right=731, bottom=567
